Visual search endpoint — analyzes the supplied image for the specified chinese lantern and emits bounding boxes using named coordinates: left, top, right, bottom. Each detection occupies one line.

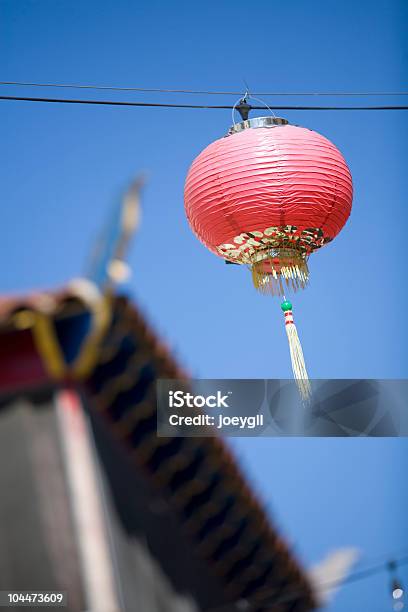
left=184, top=115, right=353, bottom=400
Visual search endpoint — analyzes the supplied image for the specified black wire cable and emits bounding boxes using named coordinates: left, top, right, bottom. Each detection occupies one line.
left=1, top=80, right=408, bottom=97
left=1, top=94, right=407, bottom=110
left=256, top=556, right=408, bottom=612
left=205, top=555, right=408, bottom=611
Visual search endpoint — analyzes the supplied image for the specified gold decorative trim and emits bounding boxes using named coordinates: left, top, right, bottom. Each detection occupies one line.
left=71, top=294, right=112, bottom=379
left=19, top=281, right=113, bottom=382
left=31, top=311, right=67, bottom=379
left=216, top=225, right=331, bottom=263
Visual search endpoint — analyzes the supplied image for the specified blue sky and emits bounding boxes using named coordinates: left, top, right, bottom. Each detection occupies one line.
left=1, top=1, right=407, bottom=610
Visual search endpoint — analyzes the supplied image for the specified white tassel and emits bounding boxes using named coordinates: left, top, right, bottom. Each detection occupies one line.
left=281, top=300, right=312, bottom=402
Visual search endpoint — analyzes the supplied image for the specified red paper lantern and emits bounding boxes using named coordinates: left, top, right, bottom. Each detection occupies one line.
left=185, top=116, right=352, bottom=295
left=184, top=115, right=353, bottom=400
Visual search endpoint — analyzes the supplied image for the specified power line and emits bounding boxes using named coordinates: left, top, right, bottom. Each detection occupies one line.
left=267, top=556, right=408, bottom=611
left=254, top=555, right=408, bottom=611
left=1, top=80, right=408, bottom=97
left=339, top=555, right=408, bottom=588
left=0, top=95, right=407, bottom=111
left=206, top=554, right=408, bottom=611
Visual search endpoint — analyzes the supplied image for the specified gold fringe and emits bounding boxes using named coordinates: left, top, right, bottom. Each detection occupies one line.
left=250, top=249, right=309, bottom=296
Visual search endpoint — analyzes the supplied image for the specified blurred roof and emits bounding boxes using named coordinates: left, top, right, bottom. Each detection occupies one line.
left=0, top=285, right=316, bottom=612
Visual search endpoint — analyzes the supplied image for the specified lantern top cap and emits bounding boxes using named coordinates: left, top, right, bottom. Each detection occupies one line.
left=228, top=116, right=289, bottom=135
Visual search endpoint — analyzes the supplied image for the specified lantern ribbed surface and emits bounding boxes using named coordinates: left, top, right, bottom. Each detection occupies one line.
left=184, top=124, right=353, bottom=260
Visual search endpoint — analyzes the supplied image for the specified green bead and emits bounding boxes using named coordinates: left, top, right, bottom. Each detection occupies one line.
left=281, top=300, right=293, bottom=312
